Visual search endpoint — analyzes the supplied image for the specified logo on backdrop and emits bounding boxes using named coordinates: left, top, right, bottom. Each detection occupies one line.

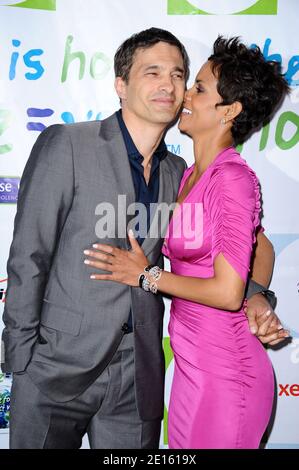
left=168, top=0, right=277, bottom=15
left=0, top=372, right=11, bottom=430
left=0, top=278, right=7, bottom=304
left=290, top=338, right=299, bottom=364
left=279, top=384, right=299, bottom=397
left=0, top=177, right=20, bottom=204
left=0, top=0, right=56, bottom=10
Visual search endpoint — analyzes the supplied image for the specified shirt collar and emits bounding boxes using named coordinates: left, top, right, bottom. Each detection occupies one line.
left=116, top=109, right=168, bottom=163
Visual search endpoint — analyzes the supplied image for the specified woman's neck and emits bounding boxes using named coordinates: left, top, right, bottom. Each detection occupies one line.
left=192, top=134, right=233, bottom=177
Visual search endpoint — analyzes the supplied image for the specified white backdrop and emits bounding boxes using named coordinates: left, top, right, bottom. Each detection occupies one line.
left=0, top=0, right=298, bottom=449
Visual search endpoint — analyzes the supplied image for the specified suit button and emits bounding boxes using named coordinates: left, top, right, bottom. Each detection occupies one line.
left=121, top=323, right=130, bottom=333
left=38, top=335, right=47, bottom=345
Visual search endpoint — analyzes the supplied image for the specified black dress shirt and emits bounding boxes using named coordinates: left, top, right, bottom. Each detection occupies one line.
left=116, top=110, right=168, bottom=330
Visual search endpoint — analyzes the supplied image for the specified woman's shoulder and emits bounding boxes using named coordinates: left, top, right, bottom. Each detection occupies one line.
left=210, top=148, right=260, bottom=191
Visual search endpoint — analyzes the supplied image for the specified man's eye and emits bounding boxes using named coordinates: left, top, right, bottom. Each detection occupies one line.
left=173, top=73, right=183, bottom=79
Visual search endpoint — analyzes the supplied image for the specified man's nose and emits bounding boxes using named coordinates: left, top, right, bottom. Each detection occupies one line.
left=159, top=75, right=175, bottom=93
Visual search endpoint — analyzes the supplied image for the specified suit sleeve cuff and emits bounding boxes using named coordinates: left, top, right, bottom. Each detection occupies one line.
left=245, top=279, right=277, bottom=309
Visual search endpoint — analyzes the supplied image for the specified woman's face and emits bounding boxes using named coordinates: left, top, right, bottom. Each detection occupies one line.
left=179, top=60, right=226, bottom=138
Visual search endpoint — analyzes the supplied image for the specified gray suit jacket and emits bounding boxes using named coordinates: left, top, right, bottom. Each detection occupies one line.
left=1, top=113, right=186, bottom=420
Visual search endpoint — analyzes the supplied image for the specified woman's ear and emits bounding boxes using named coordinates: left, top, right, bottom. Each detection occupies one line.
left=225, top=101, right=242, bottom=122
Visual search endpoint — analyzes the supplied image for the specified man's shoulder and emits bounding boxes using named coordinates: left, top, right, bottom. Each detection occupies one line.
left=56, top=117, right=109, bottom=135
left=45, top=113, right=119, bottom=139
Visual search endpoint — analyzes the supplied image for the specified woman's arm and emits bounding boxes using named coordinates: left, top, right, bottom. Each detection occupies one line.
left=84, top=233, right=245, bottom=311
left=155, top=253, right=244, bottom=310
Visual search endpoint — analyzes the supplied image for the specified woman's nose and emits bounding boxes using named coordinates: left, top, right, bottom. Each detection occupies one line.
left=184, top=89, right=191, bottom=102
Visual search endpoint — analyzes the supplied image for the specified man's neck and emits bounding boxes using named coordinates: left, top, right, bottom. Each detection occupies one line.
left=121, top=110, right=166, bottom=167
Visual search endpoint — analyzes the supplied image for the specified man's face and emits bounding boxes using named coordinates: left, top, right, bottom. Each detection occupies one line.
left=115, top=42, right=186, bottom=127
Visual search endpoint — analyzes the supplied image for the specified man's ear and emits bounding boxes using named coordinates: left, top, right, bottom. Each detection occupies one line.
left=114, top=77, right=127, bottom=101
left=225, top=101, right=242, bottom=122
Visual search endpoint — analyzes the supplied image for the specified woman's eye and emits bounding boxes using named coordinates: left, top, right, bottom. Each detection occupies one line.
left=196, top=86, right=203, bottom=93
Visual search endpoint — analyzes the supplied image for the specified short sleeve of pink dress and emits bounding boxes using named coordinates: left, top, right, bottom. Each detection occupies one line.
left=204, top=160, right=261, bottom=282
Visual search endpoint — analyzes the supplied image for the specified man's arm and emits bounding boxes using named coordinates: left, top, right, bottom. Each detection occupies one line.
left=1, top=125, right=74, bottom=372
left=246, top=231, right=289, bottom=345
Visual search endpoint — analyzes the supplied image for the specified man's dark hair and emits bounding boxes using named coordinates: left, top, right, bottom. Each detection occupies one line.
left=208, top=36, right=290, bottom=145
left=114, top=27, right=190, bottom=83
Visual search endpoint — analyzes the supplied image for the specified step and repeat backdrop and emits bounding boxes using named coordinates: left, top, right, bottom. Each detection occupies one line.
left=0, top=0, right=298, bottom=449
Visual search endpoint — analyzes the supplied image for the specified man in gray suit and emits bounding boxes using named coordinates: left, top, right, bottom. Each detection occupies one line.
left=1, top=28, right=286, bottom=449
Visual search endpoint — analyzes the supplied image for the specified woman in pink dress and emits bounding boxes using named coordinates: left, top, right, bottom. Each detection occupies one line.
left=85, top=37, right=289, bottom=448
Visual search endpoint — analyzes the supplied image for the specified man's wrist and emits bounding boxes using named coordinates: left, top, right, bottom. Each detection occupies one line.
left=245, top=279, right=277, bottom=309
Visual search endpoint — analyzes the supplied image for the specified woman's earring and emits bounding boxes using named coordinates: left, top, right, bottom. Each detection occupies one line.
left=221, top=118, right=226, bottom=125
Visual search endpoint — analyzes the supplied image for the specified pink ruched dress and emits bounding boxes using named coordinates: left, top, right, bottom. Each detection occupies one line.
left=162, top=147, right=274, bottom=449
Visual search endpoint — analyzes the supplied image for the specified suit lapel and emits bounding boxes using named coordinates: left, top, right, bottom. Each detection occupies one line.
left=142, top=158, right=174, bottom=257
left=98, top=114, right=175, bottom=256
left=97, top=114, right=135, bottom=249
